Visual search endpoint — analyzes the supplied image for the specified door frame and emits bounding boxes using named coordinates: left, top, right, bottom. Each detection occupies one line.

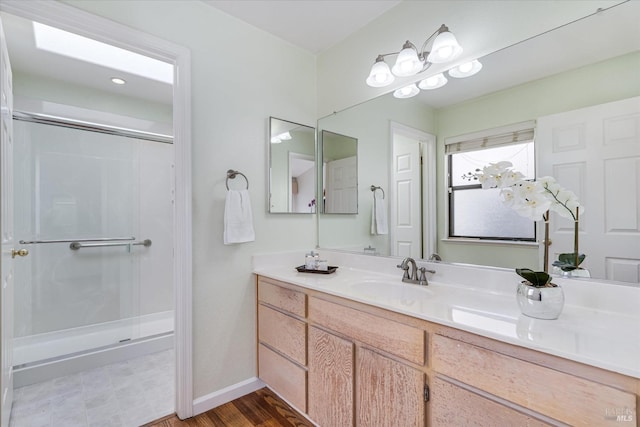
left=0, top=0, right=193, bottom=419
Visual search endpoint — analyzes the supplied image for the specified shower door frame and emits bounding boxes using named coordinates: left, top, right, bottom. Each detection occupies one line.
left=0, top=0, right=194, bottom=419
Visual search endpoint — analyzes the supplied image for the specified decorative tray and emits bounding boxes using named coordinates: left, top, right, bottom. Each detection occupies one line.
left=295, top=265, right=338, bottom=274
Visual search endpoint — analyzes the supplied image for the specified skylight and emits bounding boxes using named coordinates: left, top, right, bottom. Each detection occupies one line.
left=33, top=22, right=173, bottom=84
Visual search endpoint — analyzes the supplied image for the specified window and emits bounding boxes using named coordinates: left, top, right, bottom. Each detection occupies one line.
left=446, top=122, right=536, bottom=241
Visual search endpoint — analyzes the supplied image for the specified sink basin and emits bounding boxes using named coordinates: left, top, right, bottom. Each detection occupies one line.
left=348, top=279, right=434, bottom=302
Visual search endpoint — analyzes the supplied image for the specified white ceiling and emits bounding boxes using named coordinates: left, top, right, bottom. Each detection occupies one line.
left=203, top=0, right=402, bottom=54
left=0, top=11, right=173, bottom=106
left=1, top=1, right=637, bottom=113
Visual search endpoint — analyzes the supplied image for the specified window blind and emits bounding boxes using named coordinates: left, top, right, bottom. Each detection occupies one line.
left=444, top=120, right=535, bottom=155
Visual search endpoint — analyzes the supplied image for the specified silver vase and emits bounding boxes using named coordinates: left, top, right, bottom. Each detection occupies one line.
left=516, top=281, right=564, bottom=320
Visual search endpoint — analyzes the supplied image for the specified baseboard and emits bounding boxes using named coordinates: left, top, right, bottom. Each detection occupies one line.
left=192, top=377, right=266, bottom=416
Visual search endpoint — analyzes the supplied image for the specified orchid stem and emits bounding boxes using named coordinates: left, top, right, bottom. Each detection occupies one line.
left=543, top=210, right=550, bottom=273
left=574, top=207, right=579, bottom=268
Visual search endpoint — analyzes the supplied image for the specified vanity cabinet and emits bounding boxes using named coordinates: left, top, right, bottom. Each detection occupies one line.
left=431, top=334, right=637, bottom=426
left=256, top=275, right=639, bottom=426
left=257, top=278, right=308, bottom=413
left=307, top=296, right=427, bottom=426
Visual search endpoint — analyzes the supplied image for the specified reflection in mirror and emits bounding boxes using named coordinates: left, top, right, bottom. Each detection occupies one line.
left=321, top=130, right=358, bottom=214
left=268, top=117, right=316, bottom=213
left=317, top=1, right=640, bottom=283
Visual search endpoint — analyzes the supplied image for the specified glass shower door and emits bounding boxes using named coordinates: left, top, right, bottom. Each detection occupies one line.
left=13, top=119, right=173, bottom=366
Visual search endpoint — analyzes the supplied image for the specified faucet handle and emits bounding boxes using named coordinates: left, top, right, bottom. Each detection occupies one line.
left=418, top=267, right=436, bottom=285
left=396, top=262, right=410, bottom=279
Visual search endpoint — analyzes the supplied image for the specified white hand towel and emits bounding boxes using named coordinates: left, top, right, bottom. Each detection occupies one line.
left=371, top=197, right=388, bottom=235
left=224, top=189, right=255, bottom=244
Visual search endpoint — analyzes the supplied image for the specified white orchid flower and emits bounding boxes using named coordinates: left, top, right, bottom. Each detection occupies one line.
left=513, top=193, right=552, bottom=220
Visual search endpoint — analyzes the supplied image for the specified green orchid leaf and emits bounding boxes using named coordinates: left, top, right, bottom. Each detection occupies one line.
left=515, top=268, right=551, bottom=287
left=553, top=253, right=586, bottom=271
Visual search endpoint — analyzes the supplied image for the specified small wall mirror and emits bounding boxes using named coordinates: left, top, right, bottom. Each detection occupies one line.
left=321, top=130, right=358, bottom=214
left=268, top=117, right=316, bottom=213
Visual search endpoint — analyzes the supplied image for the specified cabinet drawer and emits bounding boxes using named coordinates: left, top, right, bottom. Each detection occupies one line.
left=258, top=277, right=306, bottom=318
left=432, top=335, right=636, bottom=426
left=259, top=344, right=307, bottom=413
left=258, top=304, right=307, bottom=365
left=431, top=377, right=551, bottom=426
left=309, top=297, right=425, bottom=365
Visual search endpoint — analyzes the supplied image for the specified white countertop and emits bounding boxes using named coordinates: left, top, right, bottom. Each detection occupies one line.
left=253, top=250, right=640, bottom=379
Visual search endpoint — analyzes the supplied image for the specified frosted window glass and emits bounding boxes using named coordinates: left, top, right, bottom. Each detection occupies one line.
left=451, top=142, right=534, bottom=186
left=451, top=188, right=534, bottom=239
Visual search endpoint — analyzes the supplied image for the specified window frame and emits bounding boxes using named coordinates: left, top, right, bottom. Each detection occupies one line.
left=447, top=154, right=536, bottom=242
left=444, top=121, right=537, bottom=243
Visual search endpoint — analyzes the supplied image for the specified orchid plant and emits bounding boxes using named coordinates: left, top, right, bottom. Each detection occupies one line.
left=465, top=161, right=586, bottom=273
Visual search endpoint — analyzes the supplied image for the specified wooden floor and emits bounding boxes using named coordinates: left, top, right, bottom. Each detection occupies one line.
left=143, top=388, right=313, bottom=427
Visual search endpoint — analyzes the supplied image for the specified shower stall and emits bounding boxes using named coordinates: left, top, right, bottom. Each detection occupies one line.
left=11, top=115, right=174, bottom=385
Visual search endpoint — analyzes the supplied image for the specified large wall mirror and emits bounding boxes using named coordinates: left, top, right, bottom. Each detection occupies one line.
left=269, top=117, right=316, bottom=213
left=317, top=1, right=640, bottom=283
left=321, top=130, right=358, bottom=214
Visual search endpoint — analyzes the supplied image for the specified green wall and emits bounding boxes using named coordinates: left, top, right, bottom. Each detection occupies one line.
left=435, top=52, right=640, bottom=268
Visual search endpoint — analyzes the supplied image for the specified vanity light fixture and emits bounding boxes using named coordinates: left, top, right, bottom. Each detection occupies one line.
left=448, top=59, right=483, bottom=78
left=393, top=83, right=420, bottom=99
left=418, top=73, right=447, bottom=90
left=270, top=131, right=292, bottom=144
left=111, top=77, right=126, bottom=85
left=366, top=24, right=462, bottom=88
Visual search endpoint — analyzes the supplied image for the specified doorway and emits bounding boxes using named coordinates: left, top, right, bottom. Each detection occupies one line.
left=389, top=122, right=436, bottom=259
left=0, top=1, right=192, bottom=424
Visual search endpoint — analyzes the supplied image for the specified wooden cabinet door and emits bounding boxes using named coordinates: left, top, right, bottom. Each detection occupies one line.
left=430, top=377, right=551, bottom=426
left=308, top=326, right=354, bottom=427
left=357, top=347, right=425, bottom=427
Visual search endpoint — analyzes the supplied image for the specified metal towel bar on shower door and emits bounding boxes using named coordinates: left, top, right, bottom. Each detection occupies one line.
left=69, top=239, right=152, bottom=250
left=20, top=237, right=136, bottom=245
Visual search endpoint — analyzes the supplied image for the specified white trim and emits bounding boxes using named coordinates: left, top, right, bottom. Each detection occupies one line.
left=192, top=377, right=266, bottom=416
left=0, top=0, right=193, bottom=419
left=441, top=237, right=539, bottom=247
left=444, top=120, right=536, bottom=145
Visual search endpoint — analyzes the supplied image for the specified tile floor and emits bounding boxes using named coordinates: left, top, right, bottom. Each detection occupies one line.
left=9, top=349, right=174, bottom=427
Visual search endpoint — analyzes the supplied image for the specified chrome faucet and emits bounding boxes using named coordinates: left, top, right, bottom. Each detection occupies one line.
left=397, top=257, right=435, bottom=286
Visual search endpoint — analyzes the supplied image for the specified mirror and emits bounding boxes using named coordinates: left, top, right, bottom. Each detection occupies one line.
left=317, top=1, right=640, bottom=282
left=268, top=117, right=316, bottom=213
left=321, top=130, right=358, bottom=214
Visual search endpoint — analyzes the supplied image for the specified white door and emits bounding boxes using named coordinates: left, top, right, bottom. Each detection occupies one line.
left=325, top=156, right=357, bottom=213
left=537, top=96, right=640, bottom=283
left=0, top=17, right=18, bottom=427
left=389, top=123, right=436, bottom=259
left=391, top=134, right=421, bottom=258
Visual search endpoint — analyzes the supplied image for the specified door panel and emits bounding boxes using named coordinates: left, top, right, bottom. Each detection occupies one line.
left=357, top=347, right=425, bottom=427
left=0, top=17, right=15, bottom=427
left=392, top=135, right=421, bottom=258
left=326, top=156, right=357, bottom=213
left=537, top=97, right=640, bottom=282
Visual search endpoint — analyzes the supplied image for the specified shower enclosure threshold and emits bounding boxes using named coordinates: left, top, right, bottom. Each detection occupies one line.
left=13, top=332, right=174, bottom=387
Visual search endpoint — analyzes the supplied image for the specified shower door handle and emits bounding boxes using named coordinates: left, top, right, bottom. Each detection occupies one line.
left=11, top=248, right=29, bottom=258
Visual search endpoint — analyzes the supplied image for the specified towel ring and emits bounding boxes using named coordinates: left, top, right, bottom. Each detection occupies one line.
left=370, top=185, right=385, bottom=199
left=226, top=169, right=249, bottom=190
